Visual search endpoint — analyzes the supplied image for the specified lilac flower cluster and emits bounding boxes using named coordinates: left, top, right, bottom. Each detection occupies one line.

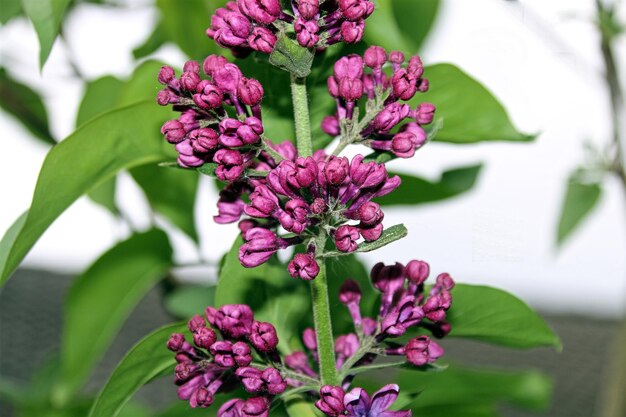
left=157, top=55, right=293, bottom=179
left=167, top=304, right=286, bottom=416
left=238, top=152, right=400, bottom=275
left=322, top=46, right=436, bottom=159
left=207, top=0, right=375, bottom=57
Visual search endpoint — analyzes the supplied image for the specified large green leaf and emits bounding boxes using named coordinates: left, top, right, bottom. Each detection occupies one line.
left=75, top=75, right=125, bottom=127
left=0, top=101, right=171, bottom=287
left=0, top=67, right=55, bottom=145
left=21, top=0, right=72, bottom=69
left=88, top=323, right=186, bottom=417
left=377, top=165, right=482, bottom=206
left=165, top=284, right=216, bottom=319
left=215, top=237, right=310, bottom=352
left=417, top=64, right=534, bottom=143
left=0, top=0, right=22, bottom=23
left=556, top=177, right=602, bottom=246
left=55, top=230, right=173, bottom=403
left=133, top=22, right=168, bottom=59
left=447, top=284, right=561, bottom=349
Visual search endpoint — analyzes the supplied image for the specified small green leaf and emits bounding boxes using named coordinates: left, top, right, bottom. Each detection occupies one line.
left=556, top=177, right=602, bottom=246
left=75, top=75, right=125, bottom=127
left=21, top=0, right=72, bottom=69
left=55, top=230, right=173, bottom=403
left=376, top=165, right=482, bottom=206
left=165, top=285, right=216, bottom=319
left=417, top=64, right=534, bottom=143
left=447, top=284, right=561, bottom=349
left=197, top=163, right=220, bottom=177
left=0, top=101, right=171, bottom=287
left=88, top=323, right=186, bottom=417
left=356, top=224, right=408, bottom=253
left=0, top=0, right=22, bottom=24
left=0, top=67, right=55, bottom=145
left=269, top=34, right=315, bottom=78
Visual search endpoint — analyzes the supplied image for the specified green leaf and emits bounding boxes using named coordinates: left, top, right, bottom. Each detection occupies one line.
left=88, top=323, right=186, bottom=417
left=132, top=22, right=168, bottom=59
left=0, top=101, right=171, bottom=287
left=376, top=165, right=482, bottom=206
left=88, top=177, right=119, bottom=215
left=75, top=75, right=125, bottom=127
left=21, top=0, right=72, bottom=69
left=284, top=395, right=321, bottom=417
left=156, top=0, right=225, bottom=60
left=269, top=33, right=315, bottom=78
left=131, top=164, right=199, bottom=242
left=0, top=67, right=55, bottom=145
left=216, top=237, right=310, bottom=353
left=418, top=64, right=534, bottom=143
left=356, top=224, right=408, bottom=252
left=54, top=229, right=173, bottom=403
left=447, top=284, right=561, bottom=349
left=0, top=0, right=22, bottom=24
left=165, top=284, right=216, bottom=319
left=116, top=60, right=167, bottom=106
left=556, top=177, right=602, bottom=246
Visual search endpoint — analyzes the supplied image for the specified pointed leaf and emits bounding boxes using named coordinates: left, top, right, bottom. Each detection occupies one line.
left=356, top=224, right=408, bottom=253
left=55, top=229, right=173, bottom=402
left=88, top=323, right=187, bottom=417
left=75, top=75, right=125, bottom=127
left=21, top=0, right=72, bottom=69
left=165, top=285, right=216, bottom=319
left=0, top=101, right=171, bottom=287
left=557, top=178, right=602, bottom=245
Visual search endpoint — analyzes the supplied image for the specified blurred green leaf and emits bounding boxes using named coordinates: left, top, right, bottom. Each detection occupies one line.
left=0, top=67, right=55, bottom=145
left=76, top=75, right=124, bottom=127
left=0, top=0, right=22, bottom=23
left=556, top=177, right=602, bottom=246
left=88, top=176, right=119, bottom=215
left=0, top=101, right=171, bottom=287
left=21, top=0, right=72, bottom=69
left=405, top=404, right=498, bottom=417
left=377, top=165, right=482, bottom=206
left=165, top=284, right=216, bottom=318
left=133, top=21, right=168, bottom=59
left=156, top=0, right=225, bottom=60
left=131, top=164, right=199, bottom=242
left=55, top=229, right=173, bottom=403
left=284, top=395, right=321, bottom=417
left=417, top=64, right=534, bottom=143
left=88, top=323, right=186, bottom=417
left=447, top=284, right=561, bottom=349
left=117, top=60, right=167, bottom=106
left=269, top=33, right=314, bottom=78
left=216, top=237, right=310, bottom=353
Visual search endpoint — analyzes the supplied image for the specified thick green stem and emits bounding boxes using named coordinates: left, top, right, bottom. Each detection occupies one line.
left=290, top=74, right=313, bottom=157
left=310, top=258, right=339, bottom=386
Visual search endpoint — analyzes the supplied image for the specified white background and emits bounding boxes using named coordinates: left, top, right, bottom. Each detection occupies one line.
left=0, top=0, right=624, bottom=317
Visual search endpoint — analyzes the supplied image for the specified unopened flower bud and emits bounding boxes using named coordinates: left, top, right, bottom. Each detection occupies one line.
left=262, top=368, right=287, bottom=394
left=389, top=51, right=405, bottom=65
left=334, top=225, right=360, bottom=253
left=406, top=260, right=429, bottom=285
left=316, top=385, right=346, bottom=416
left=213, top=149, right=245, bottom=181
left=288, top=253, right=320, bottom=280
left=161, top=120, right=186, bottom=144
left=238, top=77, right=264, bottom=106
left=334, top=54, right=364, bottom=80
left=302, top=328, right=317, bottom=351
left=358, top=202, right=384, bottom=226
left=188, top=315, right=206, bottom=333
left=324, top=156, right=350, bottom=185
left=408, top=55, right=424, bottom=78
left=321, top=115, right=340, bottom=136
left=183, top=60, right=201, bottom=74
left=405, top=336, right=444, bottom=366
left=232, top=341, right=253, bottom=366
left=298, top=0, right=319, bottom=19
left=339, top=77, right=363, bottom=101
left=249, top=321, right=279, bottom=352
left=210, top=340, right=236, bottom=367
left=295, top=18, right=320, bottom=48
left=339, top=279, right=362, bottom=305
left=391, top=69, right=418, bottom=101
left=167, top=333, right=186, bottom=351
left=213, top=63, right=243, bottom=92
left=241, top=396, right=270, bottom=417
left=158, top=65, right=175, bottom=85
left=181, top=71, right=201, bottom=91
left=238, top=0, right=281, bottom=24
left=414, top=103, right=436, bottom=125
left=339, top=0, right=374, bottom=21
left=248, top=26, right=277, bottom=53
left=203, top=54, right=229, bottom=77
left=359, top=222, right=383, bottom=242
left=364, top=45, right=387, bottom=69
left=193, top=327, right=217, bottom=349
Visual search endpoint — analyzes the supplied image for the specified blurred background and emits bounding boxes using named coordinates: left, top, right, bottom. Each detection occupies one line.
left=1, top=0, right=625, bottom=416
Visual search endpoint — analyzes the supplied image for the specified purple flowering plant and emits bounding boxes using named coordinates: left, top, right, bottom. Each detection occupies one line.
left=0, top=1, right=563, bottom=417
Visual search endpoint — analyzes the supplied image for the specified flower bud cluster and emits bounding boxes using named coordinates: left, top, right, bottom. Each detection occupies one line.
left=167, top=304, right=287, bottom=416
left=323, top=45, right=436, bottom=159
left=157, top=56, right=287, bottom=181
left=207, top=0, right=375, bottom=56
left=237, top=152, right=401, bottom=274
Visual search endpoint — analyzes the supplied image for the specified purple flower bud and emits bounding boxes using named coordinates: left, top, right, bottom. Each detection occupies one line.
left=359, top=222, right=383, bottom=242
left=334, top=54, right=364, bottom=80
left=339, top=279, right=362, bottom=305
left=174, top=362, right=198, bottom=382
left=190, top=128, right=220, bottom=153
left=310, top=198, right=326, bottom=214
left=321, top=115, right=340, bottom=136
left=238, top=0, right=281, bottom=24
left=371, top=262, right=405, bottom=296
left=161, top=120, right=186, bottom=144
left=236, top=367, right=264, bottom=392
left=338, top=77, right=363, bottom=101
left=213, top=63, right=243, bottom=92
left=288, top=253, right=320, bottom=280
left=391, top=69, right=418, bottom=101
left=285, top=351, right=317, bottom=377
left=295, top=18, right=320, bottom=48
left=156, top=90, right=178, bottom=106
left=358, top=202, right=384, bottom=226
left=381, top=296, right=424, bottom=337
left=339, top=0, right=374, bottom=21
left=176, top=139, right=206, bottom=168
left=408, top=55, right=424, bottom=78
left=204, top=54, right=229, bottom=77
left=344, top=385, right=409, bottom=417
left=361, top=317, right=378, bottom=336
left=190, top=387, right=214, bottom=408
left=406, top=260, right=429, bottom=285
left=418, top=77, right=430, bottom=92
left=239, top=116, right=264, bottom=145
left=218, top=399, right=244, bottom=417
left=335, top=333, right=359, bottom=360
left=211, top=9, right=252, bottom=48
left=238, top=77, right=264, bottom=106
left=158, top=65, right=176, bottom=85
left=327, top=75, right=340, bottom=98
left=288, top=157, right=317, bottom=189
left=422, top=292, right=452, bottom=322
left=391, top=131, right=418, bottom=158
left=248, top=27, right=277, bottom=53
left=303, top=328, right=317, bottom=351
left=316, top=385, right=346, bottom=416
left=194, top=81, right=223, bottom=109
left=241, top=396, right=270, bottom=417
left=277, top=198, right=310, bottom=233
left=334, top=225, right=360, bottom=252
left=436, top=273, right=455, bottom=290
left=414, top=103, right=435, bottom=125
left=324, top=156, right=350, bottom=186
left=188, top=315, right=206, bottom=333
left=239, top=227, right=280, bottom=268
left=245, top=185, right=279, bottom=218
left=371, top=102, right=410, bottom=132
left=193, top=327, right=217, bottom=349
left=298, top=0, right=319, bottom=19
left=233, top=341, right=253, bottom=366
left=262, top=368, right=287, bottom=394
left=249, top=321, right=279, bottom=352
left=209, top=304, right=255, bottom=338
left=364, top=45, right=387, bottom=69
left=214, top=149, right=245, bottom=181
left=405, top=336, right=444, bottom=366
left=215, top=186, right=245, bottom=224
left=349, top=155, right=387, bottom=188
left=389, top=51, right=405, bottom=65
left=184, top=60, right=201, bottom=74
left=181, top=71, right=201, bottom=91
left=210, top=340, right=236, bottom=367
left=167, top=333, right=186, bottom=351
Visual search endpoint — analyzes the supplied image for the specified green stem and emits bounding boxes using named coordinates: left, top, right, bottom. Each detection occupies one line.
left=290, top=74, right=313, bottom=157
left=310, top=256, right=339, bottom=386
